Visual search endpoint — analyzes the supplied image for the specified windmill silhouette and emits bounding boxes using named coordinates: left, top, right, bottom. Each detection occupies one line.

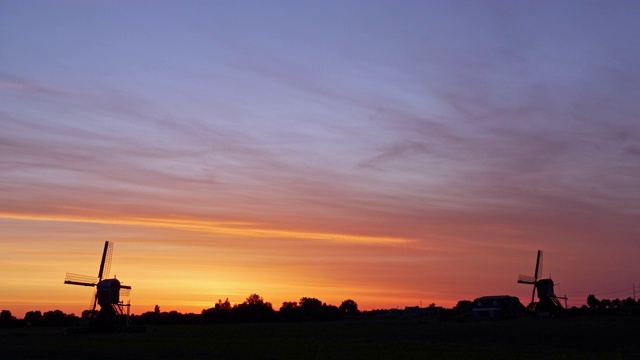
left=517, top=250, right=566, bottom=316
left=64, top=241, right=132, bottom=330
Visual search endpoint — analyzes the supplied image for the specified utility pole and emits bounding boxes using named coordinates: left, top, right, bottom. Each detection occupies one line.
left=634, top=283, right=636, bottom=301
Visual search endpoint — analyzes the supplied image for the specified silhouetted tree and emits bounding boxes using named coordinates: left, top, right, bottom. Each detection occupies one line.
left=245, top=294, right=267, bottom=306
left=166, top=310, right=198, bottom=324
left=0, top=310, right=16, bottom=327
left=137, top=311, right=159, bottom=325
left=610, top=298, right=622, bottom=309
left=136, top=309, right=199, bottom=325
left=339, top=299, right=360, bottom=316
left=622, top=297, right=637, bottom=308
left=21, top=310, right=78, bottom=327
left=138, top=305, right=162, bottom=324
left=216, top=298, right=232, bottom=311
left=231, top=294, right=275, bottom=322
left=202, top=298, right=232, bottom=323
left=320, top=303, right=342, bottom=321
left=279, top=301, right=301, bottom=321
left=41, top=310, right=76, bottom=326
left=81, top=309, right=97, bottom=319
left=587, top=294, right=600, bottom=309
left=299, top=297, right=322, bottom=308
left=299, top=297, right=323, bottom=321
left=280, top=301, right=298, bottom=311
left=24, top=310, right=42, bottom=326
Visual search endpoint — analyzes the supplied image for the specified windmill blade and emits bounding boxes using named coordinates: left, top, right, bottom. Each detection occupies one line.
left=536, top=250, right=544, bottom=279
left=64, top=273, right=99, bottom=286
left=517, top=274, right=536, bottom=284
left=97, top=241, right=113, bottom=280
left=530, top=250, right=543, bottom=305
left=89, top=290, right=96, bottom=310
left=91, top=290, right=98, bottom=316
left=533, top=250, right=541, bottom=282
left=120, top=288, right=131, bottom=297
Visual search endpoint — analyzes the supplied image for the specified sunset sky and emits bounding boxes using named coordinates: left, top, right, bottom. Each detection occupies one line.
left=1, top=1, right=639, bottom=317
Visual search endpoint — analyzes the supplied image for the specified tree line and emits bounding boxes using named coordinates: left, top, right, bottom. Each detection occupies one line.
left=2, top=294, right=638, bottom=328
left=139, top=294, right=360, bottom=325
left=0, top=309, right=79, bottom=328
left=585, top=294, right=637, bottom=312
left=0, top=294, right=360, bottom=327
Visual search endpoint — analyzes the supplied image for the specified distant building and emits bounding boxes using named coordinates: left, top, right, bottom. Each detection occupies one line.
left=472, top=295, right=525, bottom=319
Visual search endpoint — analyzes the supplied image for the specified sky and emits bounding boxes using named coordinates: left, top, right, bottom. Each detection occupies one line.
left=1, top=0, right=639, bottom=317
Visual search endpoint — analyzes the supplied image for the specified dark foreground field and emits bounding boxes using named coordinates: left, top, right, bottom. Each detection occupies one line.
left=2, top=316, right=638, bottom=359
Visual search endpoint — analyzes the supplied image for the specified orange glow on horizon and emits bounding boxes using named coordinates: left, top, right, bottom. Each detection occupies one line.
left=1, top=212, right=428, bottom=318
left=1, top=209, right=632, bottom=319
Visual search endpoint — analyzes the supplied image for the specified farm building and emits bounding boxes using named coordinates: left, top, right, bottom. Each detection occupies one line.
left=472, top=295, right=526, bottom=319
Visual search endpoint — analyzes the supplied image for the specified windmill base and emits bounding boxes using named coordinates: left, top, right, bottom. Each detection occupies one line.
left=527, top=298, right=565, bottom=318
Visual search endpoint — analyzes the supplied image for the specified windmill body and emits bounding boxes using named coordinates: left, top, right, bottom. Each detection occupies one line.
left=97, top=278, right=125, bottom=307
left=64, top=241, right=132, bottom=330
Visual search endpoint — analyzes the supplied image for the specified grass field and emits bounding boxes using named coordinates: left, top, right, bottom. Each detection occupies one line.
left=2, top=316, right=638, bottom=359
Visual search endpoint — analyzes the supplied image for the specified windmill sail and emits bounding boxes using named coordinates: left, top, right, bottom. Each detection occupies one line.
left=516, top=250, right=543, bottom=305
left=98, top=241, right=113, bottom=280
left=64, top=273, right=99, bottom=286
left=530, top=250, right=542, bottom=304
left=536, top=250, right=543, bottom=279
left=89, top=290, right=97, bottom=315
left=517, top=275, right=536, bottom=284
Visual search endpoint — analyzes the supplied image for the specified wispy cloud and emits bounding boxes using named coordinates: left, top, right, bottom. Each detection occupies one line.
left=0, top=72, right=59, bottom=95
left=0, top=211, right=410, bottom=246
